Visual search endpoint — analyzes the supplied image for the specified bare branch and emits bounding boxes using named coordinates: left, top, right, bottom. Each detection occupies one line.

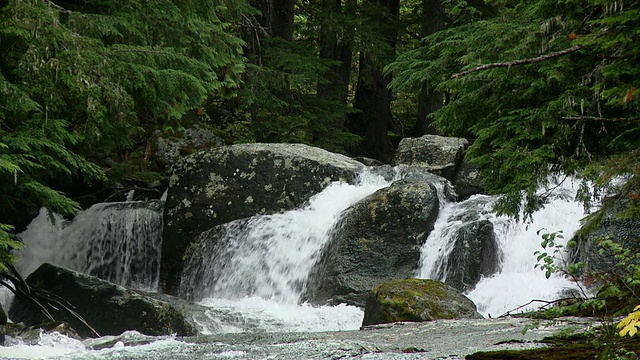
left=563, top=115, right=640, bottom=122
left=452, top=46, right=583, bottom=79
left=44, top=0, right=71, bottom=15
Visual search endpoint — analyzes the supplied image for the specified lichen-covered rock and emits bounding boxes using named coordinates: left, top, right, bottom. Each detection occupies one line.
left=9, top=264, right=201, bottom=338
left=162, top=143, right=364, bottom=294
left=361, top=278, right=482, bottom=327
left=306, top=178, right=439, bottom=307
left=453, top=158, right=485, bottom=199
left=392, top=135, right=468, bottom=181
left=442, top=220, right=499, bottom=292
left=155, top=125, right=225, bottom=170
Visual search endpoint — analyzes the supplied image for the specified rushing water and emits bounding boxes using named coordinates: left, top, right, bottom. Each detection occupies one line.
left=16, top=201, right=164, bottom=291
left=2, top=169, right=594, bottom=358
left=417, top=177, right=589, bottom=317
left=178, top=172, right=391, bottom=303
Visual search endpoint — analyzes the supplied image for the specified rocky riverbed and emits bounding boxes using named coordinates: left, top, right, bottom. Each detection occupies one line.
left=1, top=316, right=598, bottom=359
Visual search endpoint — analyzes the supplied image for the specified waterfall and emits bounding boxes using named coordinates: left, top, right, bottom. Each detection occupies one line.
left=179, top=171, right=391, bottom=303
left=174, top=171, right=391, bottom=333
left=16, top=201, right=163, bottom=291
left=418, top=178, right=589, bottom=317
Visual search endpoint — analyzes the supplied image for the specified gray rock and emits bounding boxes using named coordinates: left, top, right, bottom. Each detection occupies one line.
left=392, top=135, right=469, bottom=181
left=0, top=302, right=6, bottom=325
left=453, top=158, right=485, bottom=198
left=441, top=220, right=499, bottom=292
left=162, top=143, right=364, bottom=294
left=155, top=125, right=225, bottom=170
left=570, top=179, right=640, bottom=285
left=9, top=263, right=201, bottom=338
left=306, top=178, right=439, bottom=307
left=361, top=278, right=482, bottom=327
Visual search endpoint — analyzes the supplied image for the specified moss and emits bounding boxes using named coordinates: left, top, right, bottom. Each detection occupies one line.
left=371, top=279, right=460, bottom=322
left=467, top=329, right=640, bottom=360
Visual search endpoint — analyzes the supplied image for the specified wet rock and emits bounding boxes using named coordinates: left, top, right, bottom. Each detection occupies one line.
left=453, top=158, right=485, bottom=199
left=162, top=143, right=363, bottom=294
left=306, top=178, right=439, bottom=306
left=361, top=278, right=482, bottom=327
left=442, top=220, right=499, bottom=292
left=9, top=263, right=201, bottom=338
left=0, top=302, right=6, bottom=325
left=392, top=135, right=468, bottom=181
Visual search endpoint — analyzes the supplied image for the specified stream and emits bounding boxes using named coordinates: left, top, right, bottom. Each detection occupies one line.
left=1, top=169, right=592, bottom=359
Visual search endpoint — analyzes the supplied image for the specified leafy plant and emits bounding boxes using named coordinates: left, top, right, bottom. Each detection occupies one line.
left=618, top=305, right=640, bottom=337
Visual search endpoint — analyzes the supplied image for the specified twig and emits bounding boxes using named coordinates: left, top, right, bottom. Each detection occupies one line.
left=452, top=46, right=583, bottom=79
left=562, top=116, right=640, bottom=122
left=1, top=266, right=101, bottom=337
left=497, top=297, right=581, bottom=318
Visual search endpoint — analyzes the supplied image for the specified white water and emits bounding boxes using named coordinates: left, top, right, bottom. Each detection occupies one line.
left=418, top=178, right=589, bottom=317
left=177, top=171, right=392, bottom=332
left=179, top=171, right=390, bottom=303
left=3, top=169, right=599, bottom=358
left=16, top=201, right=163, bottom=290
left=0, top=331, right=193, bottom=360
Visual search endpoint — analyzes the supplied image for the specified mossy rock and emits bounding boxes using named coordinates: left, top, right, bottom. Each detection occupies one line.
left=361, top=278, right=482, bottom=327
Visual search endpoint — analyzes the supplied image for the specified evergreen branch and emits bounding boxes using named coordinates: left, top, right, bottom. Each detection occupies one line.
left=452, top=46, right=583, bottom=79
left=563, top=116, right=640, bottom=122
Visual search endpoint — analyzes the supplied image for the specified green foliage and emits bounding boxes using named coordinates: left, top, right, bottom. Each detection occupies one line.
left=0, top=0, right=247, bottom=270
left=231, top=7, right=361, bottom=154
left=387, top=0, right=640, bottom=219
left=0, top=224, right=22, bottom=274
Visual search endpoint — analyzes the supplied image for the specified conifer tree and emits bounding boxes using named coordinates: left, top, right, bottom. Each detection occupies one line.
left=389, top=0, right=640, bottom=217
left=0, top=0, right=246, bottom=270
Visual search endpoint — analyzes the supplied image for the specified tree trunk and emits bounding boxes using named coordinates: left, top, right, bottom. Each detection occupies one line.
left=412, top=0, right=445, bottom=136
left=350, top=0, right=399, bottom=162
left=318, top=0, right=355, bottom=125
left=272, top=0, right=295, bottom=40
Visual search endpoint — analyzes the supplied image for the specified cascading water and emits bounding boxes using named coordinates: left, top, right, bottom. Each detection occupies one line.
left=16, top=200, right=163, bottom=291
left=178, top=170, right=392, bottom=333
left=418, top=178, right=590, bottom=317
left=1, top=169, right=602, bottom=358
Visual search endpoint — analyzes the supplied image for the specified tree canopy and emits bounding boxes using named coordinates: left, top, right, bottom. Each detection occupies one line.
left=389, top=0, right=640, bottom=217
left=0, top=0, right=246, bottom=270
left=0, top=0, right=639, bottom=278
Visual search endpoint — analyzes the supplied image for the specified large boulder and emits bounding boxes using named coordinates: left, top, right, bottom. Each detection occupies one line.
left=392, top=135, right=468, bottom=182
left=162, top=143, right=364, bottom=294
left=9, top=264, right=203, bottom=338
left=306, top=178, right=440, bottom=307
left=361, top=278, right=482, bottom=327
left=441, top=220, right=499, bottom=292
